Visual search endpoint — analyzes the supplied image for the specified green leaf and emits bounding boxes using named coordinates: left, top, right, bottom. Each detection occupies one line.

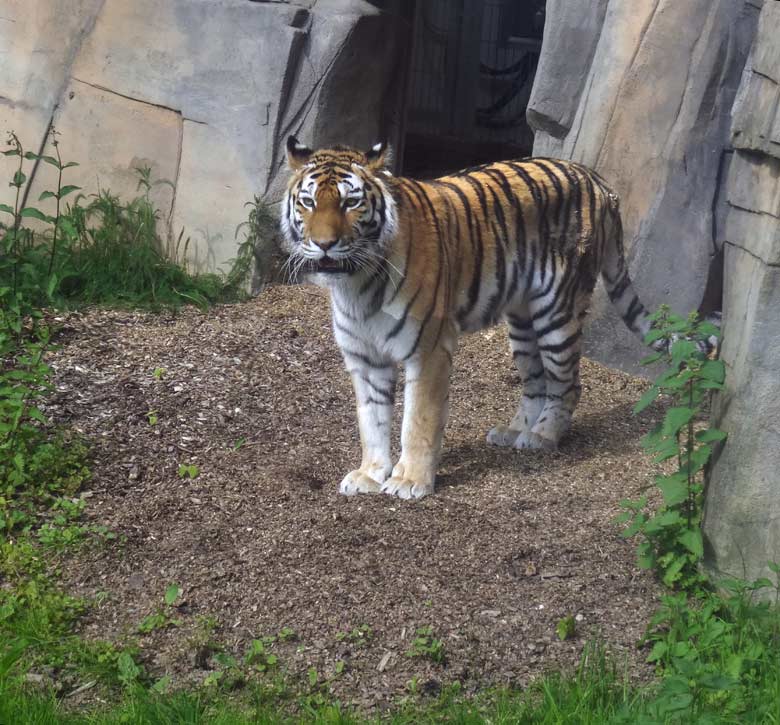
left=656, top=473, right=688, bottom=507
left=696, top=428, right=727, bottom=443
left=164, top=583, right=182, bottom=606
left=620, top=513, right=647, bottom=539
left=749, top=577, right=773, bottom=591
left=646, top=641, right=667, bottom=662
left=62, top=161, right=80, bottom=169
left=47, top=273, right=59, bottom=298
left=2, top=149, right=20, bottom=157
left=699, top=673, right=737, bottom=691
left=700, top=359, right=725, bottom=383
left=697, top=321, right=720, bottom=339
left=677, top=528, right=703, bottom=558
left=633, top=386, right=659, bottom=414
left=640, top=351, right=664, bottom=365
left=38, top=190, right=57, bottom=201
left=117, top=652, right=141, bottom=685
left=27, top=406, right=47, bottom=424
left=0, top=203, right=14, bottom=215
left=58, top=217, right=78, bottom=239
left=644, top=510, right=684, bottom=535
left=661, top=555, right=687, bottom=587
left=11, top=170, right=26, bottom=187
left=40, top=155, right=60, bottom=168
left=58, top=184, right=82, bottom=199
left=23, top=151, right=39, bottom=161
left=662, top=407, right=695, bottom=437
left=556, top=615, right=576, bottom=641
left=670, top=339, right=697, bottom=366
left=649, top=439, right=679, bottom=463
left=19, top=207, right=48, bottom=222
left=643, top=328, right=666, bottom=345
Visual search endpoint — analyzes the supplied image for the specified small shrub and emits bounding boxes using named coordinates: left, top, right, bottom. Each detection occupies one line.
left=616, top=307, right=725, bottom=591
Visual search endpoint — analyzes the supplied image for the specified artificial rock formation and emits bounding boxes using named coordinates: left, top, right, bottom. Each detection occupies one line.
left=0, top=0, right=410, bottom=278
left=528, top=0, right=761, bottom=374
left=703, top=0, right=780, bottom=586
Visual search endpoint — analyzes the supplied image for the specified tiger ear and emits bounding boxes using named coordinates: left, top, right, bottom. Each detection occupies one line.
left=286, top=135, right=312, bottom=170
left=365, top=141, right=391, bottom=170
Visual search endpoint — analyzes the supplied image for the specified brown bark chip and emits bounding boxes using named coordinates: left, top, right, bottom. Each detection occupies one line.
left=47, top=286, right=662, bottom=703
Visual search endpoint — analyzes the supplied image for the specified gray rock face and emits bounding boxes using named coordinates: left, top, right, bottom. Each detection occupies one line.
left=704, top=0, right=780, bottom=587
left=526, top=0, right=608, bottom=139
left=528, top=0, right=760, bottom=374
left=0, top=0, right=410, bottom=278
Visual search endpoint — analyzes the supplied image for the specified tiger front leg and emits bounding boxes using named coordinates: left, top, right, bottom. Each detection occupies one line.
left=382, top=346, right=452, bottom=500
left=340, top=364, right=397, bottom=496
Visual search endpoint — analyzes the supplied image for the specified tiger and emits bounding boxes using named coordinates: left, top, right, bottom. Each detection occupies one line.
left=280, top=136, right=678, bottom=499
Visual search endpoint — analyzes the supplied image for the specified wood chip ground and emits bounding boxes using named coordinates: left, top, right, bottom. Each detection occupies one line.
left=46, top=285, right=664, bottom=707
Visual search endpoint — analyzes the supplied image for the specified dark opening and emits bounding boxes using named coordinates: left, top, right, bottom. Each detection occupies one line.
left=401, top=0, right=546, bottom=178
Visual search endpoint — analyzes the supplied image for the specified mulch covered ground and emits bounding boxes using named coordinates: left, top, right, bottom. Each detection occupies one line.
left=47, top=284, right=663, bottom=707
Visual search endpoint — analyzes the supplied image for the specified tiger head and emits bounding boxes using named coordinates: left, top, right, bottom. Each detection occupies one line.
left=281, top=136, right=398, bottom=283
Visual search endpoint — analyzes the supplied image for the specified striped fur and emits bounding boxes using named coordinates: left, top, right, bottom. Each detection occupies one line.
left=282, top=137, right=664, bottom=499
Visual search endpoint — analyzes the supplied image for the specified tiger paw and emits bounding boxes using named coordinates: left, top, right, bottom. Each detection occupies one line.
left=486, top=425, right=523, bottom=447
left=339, top=469, right=385, bottom=496
left=381, top=475, right=434, bottom=499
left=513, top=431, right=557, bottom=451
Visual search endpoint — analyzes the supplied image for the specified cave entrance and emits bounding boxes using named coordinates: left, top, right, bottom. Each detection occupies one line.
left=401, top=0, right=546, bottom=178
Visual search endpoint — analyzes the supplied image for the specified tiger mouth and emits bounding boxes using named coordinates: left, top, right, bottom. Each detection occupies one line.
left=305, top=257, right=356, bottom=274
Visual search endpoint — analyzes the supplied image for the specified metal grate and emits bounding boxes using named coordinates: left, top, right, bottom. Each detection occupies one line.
left=406, top=0, right=544, bottom=147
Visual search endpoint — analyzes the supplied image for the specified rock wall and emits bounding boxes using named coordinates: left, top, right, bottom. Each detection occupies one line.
left=0, top=0, right=410, bottom=278
left=528, top=0, right=761, bottom=374
left=704, top=1, right=780, bottom=585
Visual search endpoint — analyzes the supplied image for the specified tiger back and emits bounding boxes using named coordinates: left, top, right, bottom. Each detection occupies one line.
left=281, top=136, right=658, bottom=499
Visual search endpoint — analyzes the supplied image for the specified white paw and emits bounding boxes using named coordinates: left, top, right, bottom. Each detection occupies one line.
left=339, top=470, right=384, bottom=496
left=486, top=425, right=523, bottom=447
left=513, top=431, right=557, bottom=451
left=380, top=476, right=434, bottom=500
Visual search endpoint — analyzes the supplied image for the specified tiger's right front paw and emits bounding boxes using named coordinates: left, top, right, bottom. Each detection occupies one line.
left=339, top=468, right=387, bottom=496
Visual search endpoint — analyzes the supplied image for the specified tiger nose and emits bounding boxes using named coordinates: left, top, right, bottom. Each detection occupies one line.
left=312, top=239, right=338, bottom=252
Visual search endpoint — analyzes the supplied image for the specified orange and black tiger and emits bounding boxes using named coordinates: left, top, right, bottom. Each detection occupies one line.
left=281, top=136, right=674, bottom=499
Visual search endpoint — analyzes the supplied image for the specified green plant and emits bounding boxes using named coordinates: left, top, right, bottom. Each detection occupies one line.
left=335, top=624, right=372, bottom=647
left=244, top=638, right=279, bottom=673
left=137, top=584, right=183, bottom=634
left=617, top=307, right=725, bottom=591
left=556, top=615, right=576, bottom=641
left=178, top=463, right=200, bottom=479
left=405, top=626, right=446, bottom=664
left=277, top=626, right=297, bottom=642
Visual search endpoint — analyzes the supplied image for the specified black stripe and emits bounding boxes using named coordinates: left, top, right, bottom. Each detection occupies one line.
left=624, top=296, right=645, bottom=330
left=362, top=377, right=395, bottom=403
left=535, top=312, right=574, bottom=340
left=386, top=286, right=422, bottom=339
left=509, top=332, right=534, bottom=343
left=538, top=330, right=581, bottom=355
left=507, top=314, right=533, bottom=330
left=436, top=181, right=484, bottom=325
left=607, top=270, right=631, bottom=303
left=341, top=348, right=388, bottom=369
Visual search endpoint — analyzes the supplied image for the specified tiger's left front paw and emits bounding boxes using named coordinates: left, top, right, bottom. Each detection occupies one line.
left=381, top=476, right=433, bottom=499
left=380, top=463, right=434, bottom=500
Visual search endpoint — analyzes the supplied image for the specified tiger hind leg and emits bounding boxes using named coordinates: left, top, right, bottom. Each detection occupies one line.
left=486, top=309, right=548, bottom=448
left=524, top=289, right=588, bottom=449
